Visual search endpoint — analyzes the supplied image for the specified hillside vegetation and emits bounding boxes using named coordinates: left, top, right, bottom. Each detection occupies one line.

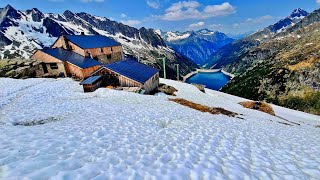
left=222, top=22, right=320, bottom=115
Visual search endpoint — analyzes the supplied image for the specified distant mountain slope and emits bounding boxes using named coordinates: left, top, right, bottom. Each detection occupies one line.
left=208, top=8, right=309, bottom=69
left=161, top=29, right=234, bottom=66
left=221, top=8, right=320, bottom=115
left=0, top=5, right=198, bottom=79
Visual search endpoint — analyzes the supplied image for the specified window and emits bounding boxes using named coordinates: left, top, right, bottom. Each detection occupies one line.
left=50, top=63, right=58, bottom=69
left=110, top=47, right=113, bottom=52
left=88, top=52, right=93, bottom=59
left=107, top=54, right=112, bottom=59
left=100, top=48, right=104, bottom=53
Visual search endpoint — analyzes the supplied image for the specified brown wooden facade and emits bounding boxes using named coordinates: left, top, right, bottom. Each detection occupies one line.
left=52, top=36, right=123, bottom=64
left=31, top=50, right=101, bottom=79
left=143, top=73, right=160, bottom=93
left=93, top=67, right=159, bottom=94
left=82, top=81, right=102, bottom=92
left=65, top=63, right=101, bottom=79
left=31, top=50, right=67, bottom=77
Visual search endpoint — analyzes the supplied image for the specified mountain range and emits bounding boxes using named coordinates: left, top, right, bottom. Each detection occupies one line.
left=219, top=8, right=320, bottom=115
left=207, top=8, right=309, bottom=69
left=0, top=4, right=198, bottom=79
left=160, top=29, right=234, bottom=66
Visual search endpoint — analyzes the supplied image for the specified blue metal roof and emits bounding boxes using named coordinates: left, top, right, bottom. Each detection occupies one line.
left=105, top=59, right=159, bottom=84
left=40, top=48, right=102, bottom=69
left=65, top=35, right=121, bottom=49
left=80, top=75, right=102, bottom=85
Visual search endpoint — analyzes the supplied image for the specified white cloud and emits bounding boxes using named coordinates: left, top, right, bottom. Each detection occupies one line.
left=189, top=21, right=205, bottom=28
left=120, top=13, right=127, bottom=18
left=245, top=15, right=273, bottom=24
left=161, top=1, right=236, bottom=21
left=233, top=23, right=240, bottom=28
left=162, top=1, right=201, bottom=21
left=203, top=2, right=236, bottom=17
left=209, top=23, right=224, bottom=30
left=317, top=0, right=320, bottom=4
left=147, top=0, right=161, bottom=9
left=166, top=1, right=200, bottom=12
left=50, top=0, right=105, bottom=2
left=81, top=0, right=104, bottom=2
left=230, top=15, right=274, bottom=31
left=120, top=20, right=142, bottom=26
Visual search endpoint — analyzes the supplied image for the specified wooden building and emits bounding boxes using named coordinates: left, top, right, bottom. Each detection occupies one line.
left=80, top=75, right=103, bottom=92
left=32, top=48, right=102, bottom=79
left=32, top=34, right=160, bottom=94
left=52, top=35, right=124, bottom=64
left=92, top=59, right=159, bottom=94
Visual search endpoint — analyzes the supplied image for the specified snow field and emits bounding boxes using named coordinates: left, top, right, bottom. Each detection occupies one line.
left=0, top=78, right=319, bottom=179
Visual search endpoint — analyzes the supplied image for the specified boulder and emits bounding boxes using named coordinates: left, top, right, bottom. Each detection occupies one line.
left=192, top=84, right=205, bottom=93
left=157, top=83, right=178, bottom=96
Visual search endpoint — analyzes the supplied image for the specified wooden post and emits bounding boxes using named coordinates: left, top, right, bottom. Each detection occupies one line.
left=175, top=64, right=179, bottom=81
left=163, top=57, right=166, bottom=79
left=157, top=57, right=166, bottom=79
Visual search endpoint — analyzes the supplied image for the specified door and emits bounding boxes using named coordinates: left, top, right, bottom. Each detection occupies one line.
left=42, top=63, right=48, bottom=74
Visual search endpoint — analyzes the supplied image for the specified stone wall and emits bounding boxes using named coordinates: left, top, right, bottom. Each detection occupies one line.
left=0, top=59, right=45, bottom=78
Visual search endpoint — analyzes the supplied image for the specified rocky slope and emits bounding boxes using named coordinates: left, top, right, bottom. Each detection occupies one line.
left=221, top=8, right=320, bottom=115
left=0, top=59, right=42, bottom=78
left=0, top=5, right=198, bottom=79
left=161, top=29, right=233, bottom=66
left=208, top=8, right=309, bottom=69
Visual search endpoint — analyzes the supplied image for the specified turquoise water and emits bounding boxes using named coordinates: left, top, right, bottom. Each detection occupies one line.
left=186, top=71, right=231, bottom=90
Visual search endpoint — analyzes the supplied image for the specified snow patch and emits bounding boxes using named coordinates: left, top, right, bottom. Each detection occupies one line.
left=165, top=32, right=191, bottom=42
left=0, top=78, right=319, bottom=179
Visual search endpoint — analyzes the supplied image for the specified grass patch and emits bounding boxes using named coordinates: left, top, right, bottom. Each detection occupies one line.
left=280, top=90, right=320, bottom=115
left=169, top=98, right=238, bottom=117
left=239, top=101, right=275, bottom=116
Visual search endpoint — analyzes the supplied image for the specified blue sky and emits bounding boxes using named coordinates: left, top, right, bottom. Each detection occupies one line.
left=1, top=0, right=320, bottom=34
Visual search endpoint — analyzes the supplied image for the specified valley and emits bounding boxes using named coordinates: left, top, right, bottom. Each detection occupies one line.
left=160, top=29, right=233, bottom=66
left=185, top=71, right=231, bottom=90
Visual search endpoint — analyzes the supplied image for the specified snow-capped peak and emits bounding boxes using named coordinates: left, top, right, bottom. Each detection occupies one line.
left=0, top=4, right=178, bottom=67
left=196, top=28, right=214, bottom=35
left=289, top=8, right=308, bottom=20
left=0, top=4, right=21, bottom=24
left=268, top=8, right=309, bottom=33
left=154, top=29, right=161, bottom=36
left=31, top=8, right=41, bottom=14
left=4, top=4, right=14, bottom=11
left=164, top=31, right=191, bottom=42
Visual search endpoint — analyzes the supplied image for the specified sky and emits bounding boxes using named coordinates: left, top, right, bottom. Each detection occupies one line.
left=1, top=0, right=320, bottom=35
